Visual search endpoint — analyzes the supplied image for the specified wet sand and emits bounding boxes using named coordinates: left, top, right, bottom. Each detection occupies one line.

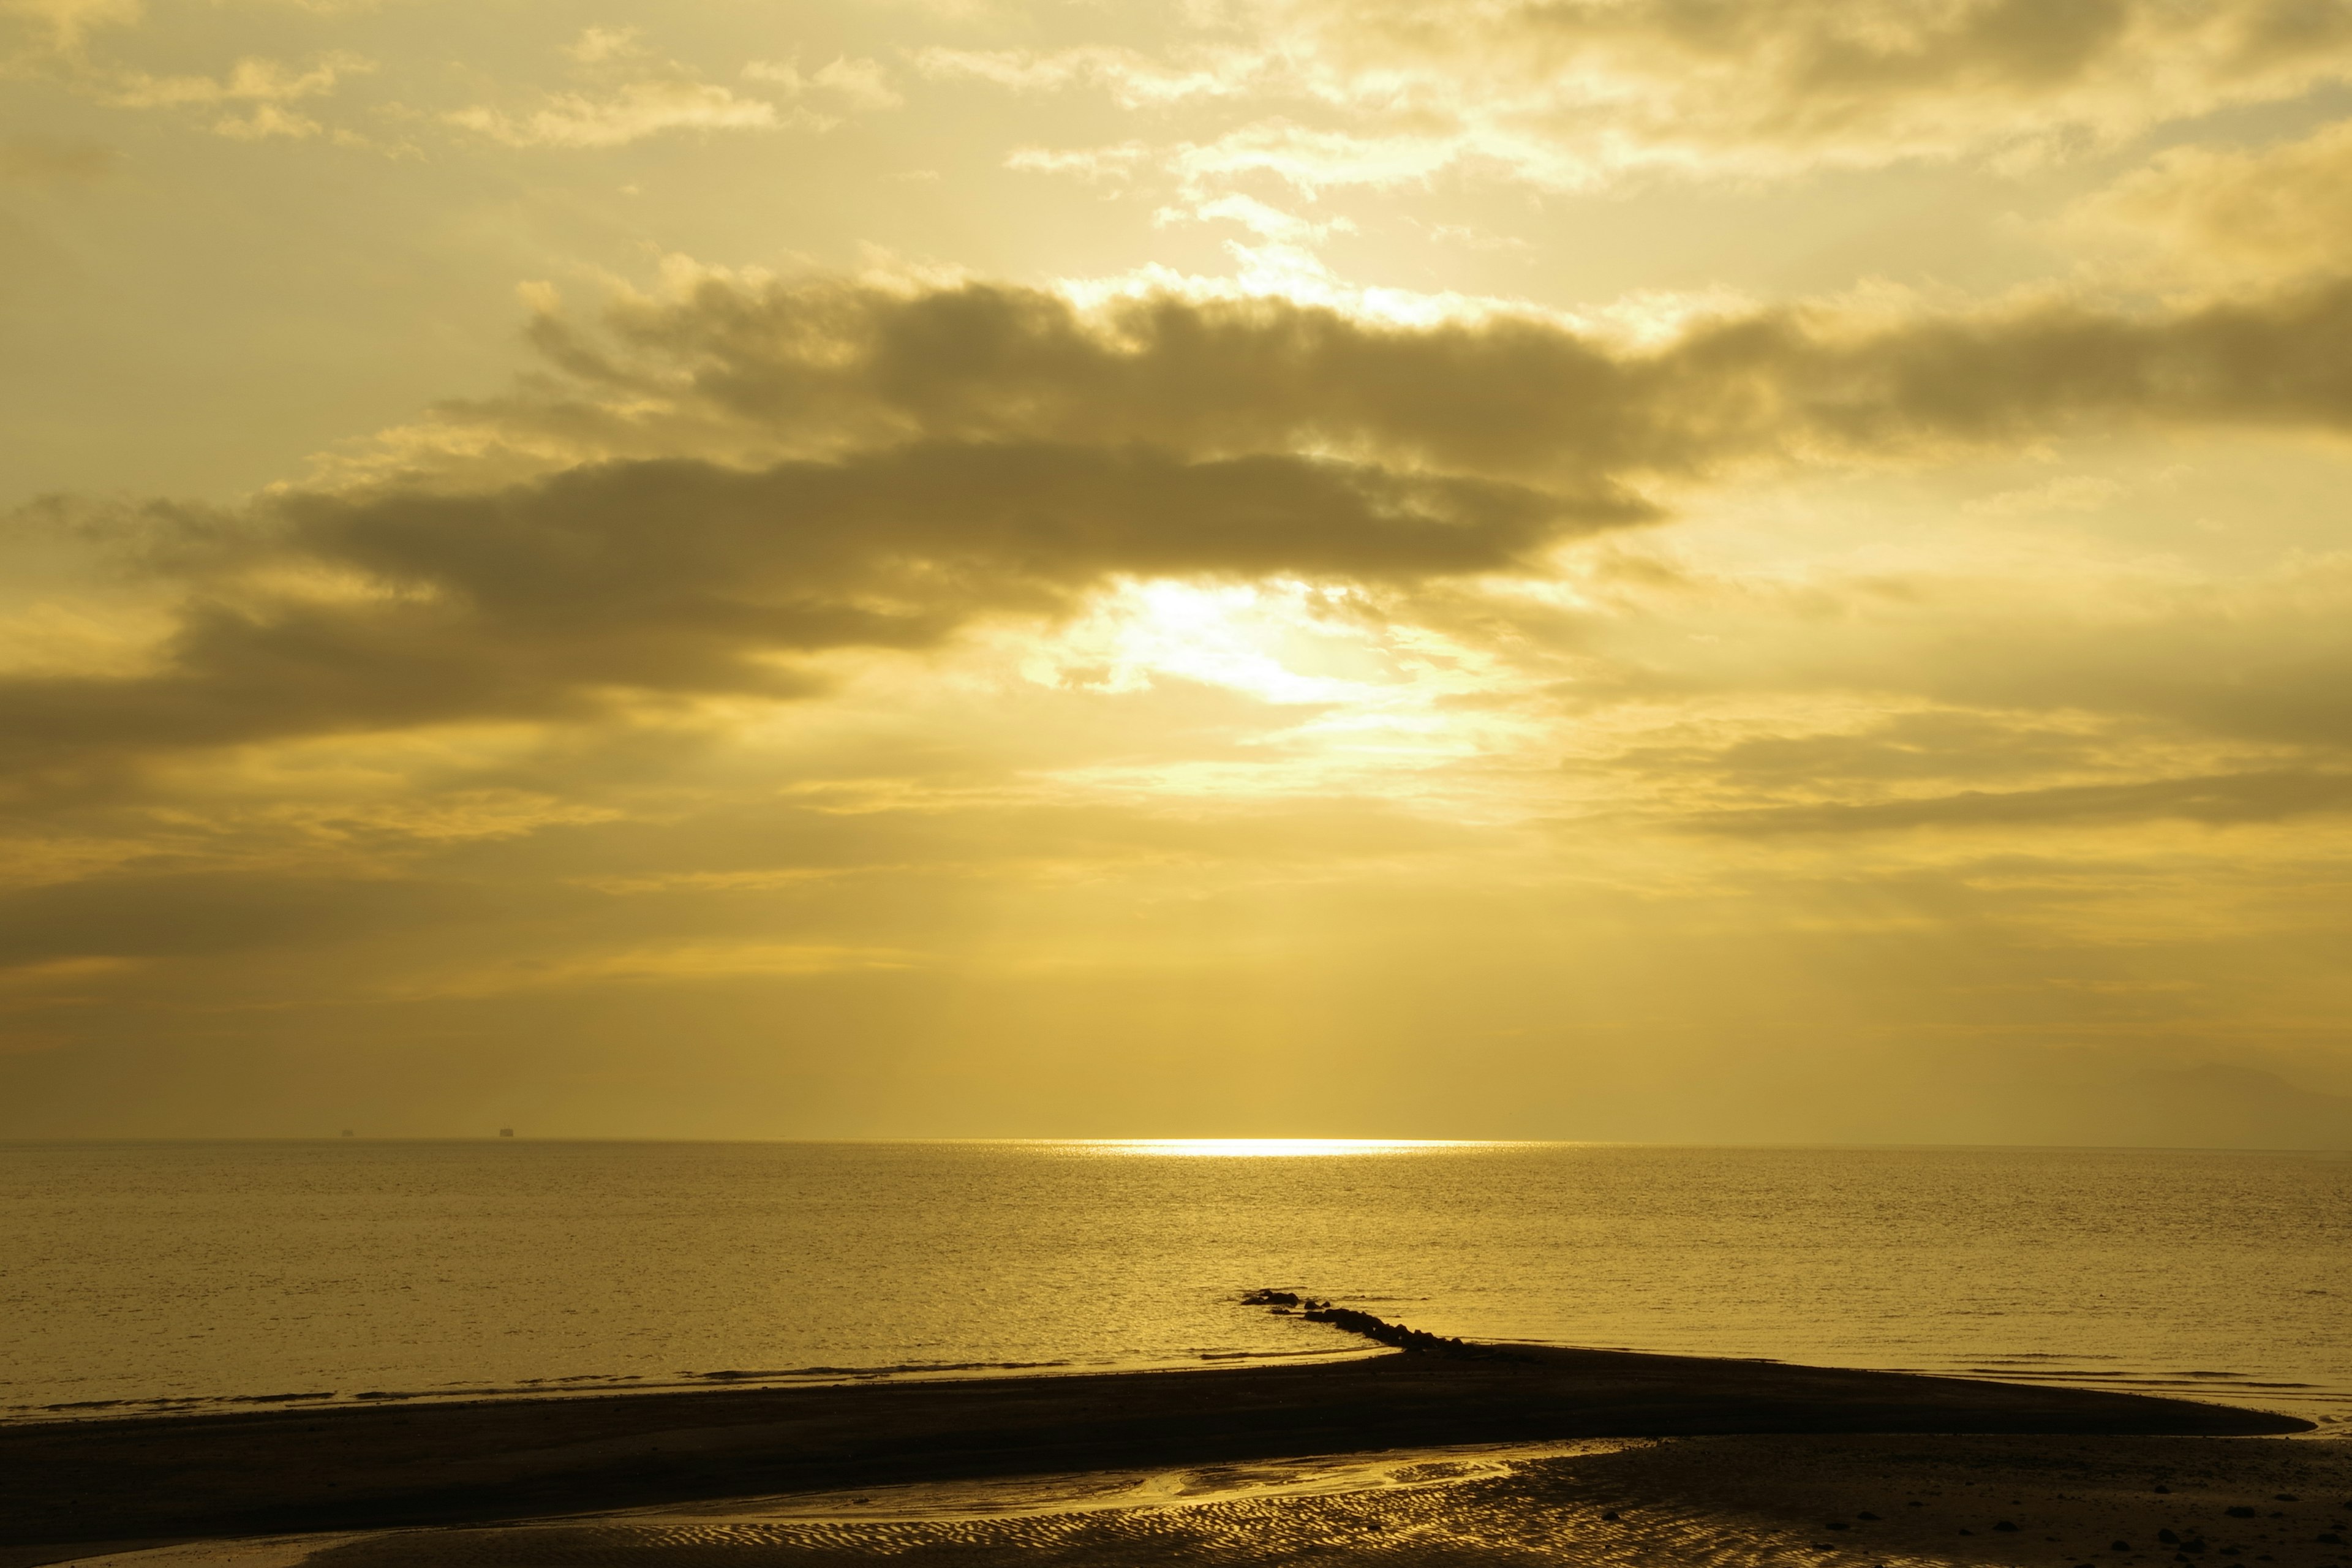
left=0, top=1345, right=2320, bottom=1567
left=33, top=1433, right=2352, bottom=1568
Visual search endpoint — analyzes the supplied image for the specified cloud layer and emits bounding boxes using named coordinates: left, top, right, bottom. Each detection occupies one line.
left=397, top=270, right=2352, bottom=487
left=17, top=260, right=2352, bottom=809
left=10, top=0, right=2352, bottom=1139
left=967, top=0, right=2352, bottom=192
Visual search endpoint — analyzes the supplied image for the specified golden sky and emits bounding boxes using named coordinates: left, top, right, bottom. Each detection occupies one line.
left=6, top=0, right=2352, bottom=1142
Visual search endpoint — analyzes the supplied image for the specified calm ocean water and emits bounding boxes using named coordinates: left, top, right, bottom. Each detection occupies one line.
left=3, top=1140, right=2346, bottom=1426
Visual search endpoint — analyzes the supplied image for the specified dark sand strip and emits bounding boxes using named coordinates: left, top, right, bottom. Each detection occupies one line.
left=0, top=1346, right=2310, bottom=1556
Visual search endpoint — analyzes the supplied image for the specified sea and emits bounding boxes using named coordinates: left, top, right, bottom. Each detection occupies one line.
left=3, top=1140, right=2346, bottom=1427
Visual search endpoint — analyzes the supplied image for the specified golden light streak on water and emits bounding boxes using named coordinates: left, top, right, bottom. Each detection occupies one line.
left=1066, top=1139, right=1501, bottom=1158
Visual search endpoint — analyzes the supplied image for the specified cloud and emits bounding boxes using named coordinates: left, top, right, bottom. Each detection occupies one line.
left=1, top=0, right=372, bottom=139
left=974, top=0, right=2352, bottom=194
left=1611, top=709, right=2114, bottom=790
left=445, top=78, right=802, bottom=148
left=1686, top=768, right=2352, bottom=834
left=13, top=4, right=2352, bottom=1138
left=1166, top=121, right=1466, bottom=195
left=1318, top=0, right=2352, bottom=182
left=445, top=31, right=885, bottom=154
left=0, top=443, right=1602, bottom=794
left=20, top=259, right=2352, bottom=802
left=385, top=270, right=2352, bottom=500
left=0, top=0, right=139, bottom=53
left=1005, top=141, right=1150, bottom=182
left=98, top=51, right=368, bottom=109
left=913, top=44, right=1248, bottom=107
left=565, top=26, right=643, bottom=65
left=811, top=56, right=901, bottom=111
left=213, top=102, right=321, bottom=140
left=2069, top=116, right=2352, bottom=282
left=0, top=870, right=473, bottom=968
left=1962, top=473, right=2125, bottom=516
left=1166, top=193, right=1353, bottom=245
left=741, top=55, right=902, bottom=111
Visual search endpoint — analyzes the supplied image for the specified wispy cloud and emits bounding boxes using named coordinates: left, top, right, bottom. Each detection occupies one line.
left=1687, top=769, right=2352, bottom=835
left=564, top=25, right=643, bottom=66
left=103, top=54, right=342, bottom=106
left=445, top=79, right=809, bottom=148
left=0, top=0, right=141, bottom=53
left=973, top=0, right=2352, bottom=198
left=913, top=43, right=1251, bottom=106
left=2068, top=117, right=2352, bottom=285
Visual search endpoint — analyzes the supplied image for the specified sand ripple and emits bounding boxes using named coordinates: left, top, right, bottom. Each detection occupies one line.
left=73, top=1434, right=2352, bottom=1568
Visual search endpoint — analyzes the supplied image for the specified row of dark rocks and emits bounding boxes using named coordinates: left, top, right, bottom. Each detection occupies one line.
left=1239, top=1287, right=1517, bottom=1359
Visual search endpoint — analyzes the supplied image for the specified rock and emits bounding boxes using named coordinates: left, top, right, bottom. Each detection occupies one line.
left=1287, top=1300, right=1491, bottom=1359
left=1996, top=1521, right=2021, bottom=1532
left=2227, top=1507, right=2259, bottom=1518
left=2115, top=1541, right=2134, bottom=1551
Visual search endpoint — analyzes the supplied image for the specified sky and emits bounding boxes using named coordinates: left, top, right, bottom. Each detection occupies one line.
left=6, top=0, right=2352, bottom=1144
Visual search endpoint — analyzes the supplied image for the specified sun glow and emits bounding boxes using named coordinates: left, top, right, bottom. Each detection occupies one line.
left=1028, top=579, right=1395, bottom=705
left=1072, top=1139, right=1489, bottom=1157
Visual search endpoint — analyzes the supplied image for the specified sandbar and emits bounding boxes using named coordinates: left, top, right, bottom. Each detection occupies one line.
left=0, top=1344, right=2320, bottom=1564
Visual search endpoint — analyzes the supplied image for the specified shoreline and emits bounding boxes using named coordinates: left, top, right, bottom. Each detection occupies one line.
left=0, top=1346, right=1386, bottom=1430
left=0, top=1340, right=2313, bottom=1557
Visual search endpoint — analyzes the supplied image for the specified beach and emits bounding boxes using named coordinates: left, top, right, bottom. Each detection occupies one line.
left=4, top=1343, right=2332, bottom=1567
left=252, top=1431, right=2352, bottom=1568
left=255, top=1429, right=2352, bottom=1568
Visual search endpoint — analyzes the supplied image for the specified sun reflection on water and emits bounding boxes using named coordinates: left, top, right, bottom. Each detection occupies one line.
left=1066, top=1139, right=1494, bottom=1158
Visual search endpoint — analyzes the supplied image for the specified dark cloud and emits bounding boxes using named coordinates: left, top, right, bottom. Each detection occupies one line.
left=522, top=273, right=2352, bottom=489
left=18, top=266, right=2352, bottom=793
left=1242, top=0, right=2352, bottom=178
left=540, top=279, right=1683, bottom=481
left=1, top=442, right=1610, bottom=794
left=1611, top=710, right=2108, bottom=786
left=1769, top=279, right=2352, bottom=448
left=0, top=871, right=475, bottom=968
left=937, top=1, right=2352, bottom=197
left=1777, top=0, right=2133, bottom=96
left=1687, top=767, right=2352, bottom=834
left=296, top=441, right=1599, bottom=596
